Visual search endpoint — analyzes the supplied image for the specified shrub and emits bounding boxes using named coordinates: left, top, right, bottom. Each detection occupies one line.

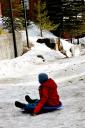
left=2, top=16, right=24, bottom=32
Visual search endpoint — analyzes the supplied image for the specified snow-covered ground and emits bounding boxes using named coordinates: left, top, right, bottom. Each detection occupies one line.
left=0, top=23, right=85, bottom=128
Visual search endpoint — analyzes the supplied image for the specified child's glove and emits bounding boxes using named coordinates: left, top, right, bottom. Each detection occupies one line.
left=31, top=113, right=37, bottom=116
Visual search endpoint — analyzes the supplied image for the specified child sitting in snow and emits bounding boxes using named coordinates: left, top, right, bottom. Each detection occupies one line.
left=15, top=73, right=62, bottom=115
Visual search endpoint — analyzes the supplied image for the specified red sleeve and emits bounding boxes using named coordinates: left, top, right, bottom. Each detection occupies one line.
left=34, top=87, right=48, bottom=114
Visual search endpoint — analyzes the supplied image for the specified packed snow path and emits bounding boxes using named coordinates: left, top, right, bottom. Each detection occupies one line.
left=0, top=55, right=85, bottom=128
left=0, top=55, right=85, bottom=84
left=0, top=75, right=85, bottom=128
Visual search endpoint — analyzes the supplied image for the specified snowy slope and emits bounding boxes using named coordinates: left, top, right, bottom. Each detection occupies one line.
left=0, top=22, right=85, bottom=128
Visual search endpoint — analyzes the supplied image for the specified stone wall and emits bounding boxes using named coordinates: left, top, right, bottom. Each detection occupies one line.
left=0, top=31, right=23, bottom=60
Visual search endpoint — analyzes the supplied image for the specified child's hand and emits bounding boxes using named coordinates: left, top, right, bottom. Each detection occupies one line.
left=31, top=113, right=37, bottom=116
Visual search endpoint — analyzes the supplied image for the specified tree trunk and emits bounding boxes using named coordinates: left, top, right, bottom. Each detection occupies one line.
left=40, top=27, right=43, bottom=37
left=77, top=38, right=79, bottom=44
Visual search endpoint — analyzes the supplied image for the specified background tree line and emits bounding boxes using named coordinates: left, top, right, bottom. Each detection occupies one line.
left=46, top=0, right=85, bottom=43
left=61, top=0, right=85, bottom=44
left=1, top=0, right=85, bottom=42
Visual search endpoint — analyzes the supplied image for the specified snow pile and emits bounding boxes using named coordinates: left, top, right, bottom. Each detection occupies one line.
left=70, top=45, right=80, bottom=57
left=60, top=39, right=73, bottom=51
left=27, top=22, right=80, bottom=57
left=0, top=22, right=82, bottom=78
left=28, top=22, right=56, bottom=38
left=0, top=41, right=65, bottom=78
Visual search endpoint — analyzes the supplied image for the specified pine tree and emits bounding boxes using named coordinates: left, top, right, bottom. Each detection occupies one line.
left=46, top=0, right=63, bottom=36
left=34, top=0, right=58, bottom=37
left=12, top=0, right=24, bottom=18
left=2, top=0, right=25, bottom=32
left=62, top=0, right=85, bottom=44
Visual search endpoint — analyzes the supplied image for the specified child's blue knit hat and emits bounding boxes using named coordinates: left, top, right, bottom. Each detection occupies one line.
left=38, top=73, right=48, bottom=84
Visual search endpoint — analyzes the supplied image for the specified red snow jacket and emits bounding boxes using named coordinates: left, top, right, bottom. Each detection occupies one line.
left=34, top=78, right=61, bottom=114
